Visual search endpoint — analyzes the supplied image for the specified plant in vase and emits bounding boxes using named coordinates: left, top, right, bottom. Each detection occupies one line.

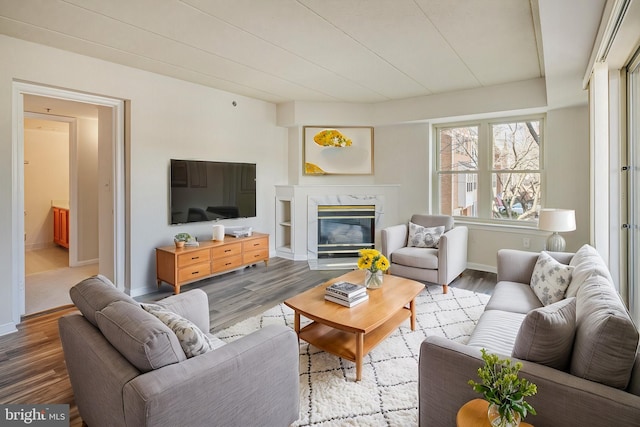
left=357, top=249, right=389, bottom=289
left=174, top=232, right=191, bottom=248
left=468, top=349, right=537, bottom=427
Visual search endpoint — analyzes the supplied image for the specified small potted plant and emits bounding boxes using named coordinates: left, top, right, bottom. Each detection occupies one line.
left=468, top=349, right=537, bottom=427
left=174, top=232, right=191, bottom=248
left=357, top=249, right=390, bottom=289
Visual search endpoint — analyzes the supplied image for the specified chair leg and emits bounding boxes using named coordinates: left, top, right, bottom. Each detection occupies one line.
left=442, top=284, right=448, bottom=294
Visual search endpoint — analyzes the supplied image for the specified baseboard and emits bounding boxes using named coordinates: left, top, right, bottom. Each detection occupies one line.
left=69, top=258, right=98, bottom=268
left=0, top=322, right=18, bottom=337
left=466, top=262, right=497, bottom=274
left=25, top=242, right=56, bottom=251
left=129, top=285, right=159, bottom=298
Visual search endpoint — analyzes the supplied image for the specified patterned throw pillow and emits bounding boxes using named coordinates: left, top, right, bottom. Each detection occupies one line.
left=141, top=303, right=214, bottom=358
left=408, top=223, right=445, bottom=248
left=530, top=251, right=574, bottom=305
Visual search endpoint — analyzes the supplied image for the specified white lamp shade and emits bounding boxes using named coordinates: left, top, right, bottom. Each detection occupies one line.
left=538, top=209, right=576, bottom=232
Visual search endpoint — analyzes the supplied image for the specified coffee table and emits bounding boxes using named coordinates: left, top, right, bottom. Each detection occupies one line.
left=284, top=269, right=424, bottom=381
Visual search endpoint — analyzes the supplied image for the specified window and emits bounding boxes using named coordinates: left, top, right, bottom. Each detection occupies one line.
left=436, top=117, right=543, bottom=223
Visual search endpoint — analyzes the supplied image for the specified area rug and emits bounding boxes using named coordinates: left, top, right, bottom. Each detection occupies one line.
left=215, top=285, right=490, bottom=426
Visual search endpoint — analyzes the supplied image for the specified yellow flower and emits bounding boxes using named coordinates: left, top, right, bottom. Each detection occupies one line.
left=375, top=256, right=389, bottom=272
left=357, top=249, right=389, bottom=273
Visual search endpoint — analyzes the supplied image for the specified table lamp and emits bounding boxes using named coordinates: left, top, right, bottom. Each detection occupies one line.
left=538, top=209, right=576, bottom=251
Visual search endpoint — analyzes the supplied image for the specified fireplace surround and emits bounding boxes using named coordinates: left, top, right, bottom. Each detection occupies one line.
left=274, top=185, right=399, bottom=267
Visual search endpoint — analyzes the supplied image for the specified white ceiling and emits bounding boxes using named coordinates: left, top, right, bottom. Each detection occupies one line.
left=1, top=0, right=608, bottom=107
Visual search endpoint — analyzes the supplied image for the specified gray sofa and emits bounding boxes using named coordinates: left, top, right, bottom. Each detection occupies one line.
left=419, top=245, right=640, bottom=426
left=59, top=275, right=299, bottom=427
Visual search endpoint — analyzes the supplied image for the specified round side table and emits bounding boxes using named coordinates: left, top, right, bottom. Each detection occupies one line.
left=456, top=399, right=534, bottom=427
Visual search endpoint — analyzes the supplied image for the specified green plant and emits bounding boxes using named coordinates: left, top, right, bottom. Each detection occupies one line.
left=468, top=349, right=537, bottom=423
left=174, top=232, right=192, bottom=242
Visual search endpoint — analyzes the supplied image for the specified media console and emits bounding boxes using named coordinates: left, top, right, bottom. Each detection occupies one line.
left=155, top=232, right=269, bottom=294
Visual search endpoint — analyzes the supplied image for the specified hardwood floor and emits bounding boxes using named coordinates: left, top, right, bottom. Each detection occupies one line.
left=0, top=258, right=496, bottom=426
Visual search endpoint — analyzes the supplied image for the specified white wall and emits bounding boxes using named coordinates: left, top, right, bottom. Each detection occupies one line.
left=23, top=121, right=69, bottom=250
left=1, top=33, right=288, bottom=333
left=1, top=33, right=594, bottom=333
left=76, top=117, right=99, bottom=264
left=374, top=123, right=430, bottom=220
left=276, top=79, right=590, bottom=272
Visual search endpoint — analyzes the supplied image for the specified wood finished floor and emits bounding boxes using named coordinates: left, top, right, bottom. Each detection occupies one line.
left=0, top=258, right=496, bottom=426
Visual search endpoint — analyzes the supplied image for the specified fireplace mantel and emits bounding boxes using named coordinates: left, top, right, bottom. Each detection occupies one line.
left=274, top=185, right=400, bottom=266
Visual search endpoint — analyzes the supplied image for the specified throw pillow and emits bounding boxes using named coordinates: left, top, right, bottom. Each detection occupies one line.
left=512, top=297, right=576, bottom=370
left=95, top=301, right=186, bottom=372
left=570, top=273, right=639, bottom=389
left=69, top=275, right=138, bottom=327
left=566, top=244, right=614, bottom=298
left=141, top=303, right=214, bottom=358
left=408, top=223, right=444, bottom=248
left=530, top=251, right=574, bottom=305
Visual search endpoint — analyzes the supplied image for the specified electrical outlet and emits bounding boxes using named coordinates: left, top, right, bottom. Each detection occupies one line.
left=522, top=237, right=530, bottom=248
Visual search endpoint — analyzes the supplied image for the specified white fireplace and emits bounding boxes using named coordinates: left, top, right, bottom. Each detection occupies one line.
left=307, top=194, right=384, bottom=269
left=274, top=185, right=400, bottom=267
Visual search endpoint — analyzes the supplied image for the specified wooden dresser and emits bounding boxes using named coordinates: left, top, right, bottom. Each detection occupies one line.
left=156, top=232, right=269, bottom=294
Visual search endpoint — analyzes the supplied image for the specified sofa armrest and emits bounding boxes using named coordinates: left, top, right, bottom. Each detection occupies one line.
left=123, top=324, right=300, bottom=427
left=419, top=336, right=640, bottom=427
left=437, top=226, right=468, bottom=285
left=381, top=223, right=408, bottom=259
left=155, top=288, right=210, bottom=332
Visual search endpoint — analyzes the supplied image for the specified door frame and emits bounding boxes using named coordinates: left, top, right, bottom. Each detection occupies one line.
left=12, top=82, right=125, bottom=320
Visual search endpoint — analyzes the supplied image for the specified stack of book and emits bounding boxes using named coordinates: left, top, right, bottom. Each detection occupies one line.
left=325, top=281, right=369, bottom=307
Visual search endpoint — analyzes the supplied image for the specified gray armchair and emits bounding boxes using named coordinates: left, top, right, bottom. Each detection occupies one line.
left=381, top=214, right=468, bottom=293
left=59, top=275, right=300, bottom=427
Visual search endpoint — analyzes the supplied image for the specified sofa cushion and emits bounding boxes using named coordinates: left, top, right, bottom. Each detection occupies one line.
left=467, top=310, right=527, bottom=356
left=512, top=297, right=576, bottom=370
left=408, top=222, right=444, bottom=248
left=141, top=303, right=220, bottom=357
left=485, top=282, right=544, bottom=314
left=96, top=301, right=186, bottom=372
left=566, top=244, right=613, bottom=298
left=391, top=247, right=439, bottom=269
left=570, top=273, right=639, bottom=389
left=530, top=251, right=573, bottom=305
left=70, top=275, right=138, bottom=327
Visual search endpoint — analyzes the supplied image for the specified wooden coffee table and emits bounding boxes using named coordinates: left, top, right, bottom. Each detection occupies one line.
left=284, top=269, right=424, bottom=381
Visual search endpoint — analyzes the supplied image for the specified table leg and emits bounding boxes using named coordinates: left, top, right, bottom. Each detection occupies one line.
left=410, top=298, right=416, bottom=331
left=355, top=332, right=364, bottom=381
left=294, top=311, right=300, bottom=334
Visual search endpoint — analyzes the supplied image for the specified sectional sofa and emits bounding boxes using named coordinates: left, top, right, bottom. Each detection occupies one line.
left=419, top=245, right=640, bottom=426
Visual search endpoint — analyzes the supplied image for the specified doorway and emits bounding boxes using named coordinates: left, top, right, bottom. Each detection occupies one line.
left=23, top=107, right=100, bottom=314
left=11, top=82, right=126, bottom=322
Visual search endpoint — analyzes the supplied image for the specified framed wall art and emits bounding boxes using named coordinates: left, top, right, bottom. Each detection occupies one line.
left=303, top=126, right=374, bottom=175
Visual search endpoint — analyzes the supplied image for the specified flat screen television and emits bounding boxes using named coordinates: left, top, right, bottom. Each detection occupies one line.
left=169, top=159, right=256, bottom=224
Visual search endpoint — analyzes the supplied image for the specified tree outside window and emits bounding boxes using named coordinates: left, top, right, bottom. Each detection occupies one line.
left=437, top=118, right=543, bottom=222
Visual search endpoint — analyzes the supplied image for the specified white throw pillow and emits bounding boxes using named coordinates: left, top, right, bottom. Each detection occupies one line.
left=141, top=303, right=214, bottom=358
left=408, top=223, right=444, bottom=248
left=530, top=251, right=574, bottom=306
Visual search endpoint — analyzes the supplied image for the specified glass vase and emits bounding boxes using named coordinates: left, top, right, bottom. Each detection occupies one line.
left=487, top=403, right=521, bottom=427
left=365, top=270, right=383, bottom=289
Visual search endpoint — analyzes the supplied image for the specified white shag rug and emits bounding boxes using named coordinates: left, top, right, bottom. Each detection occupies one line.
left=215, top=285, right=490, bottom=427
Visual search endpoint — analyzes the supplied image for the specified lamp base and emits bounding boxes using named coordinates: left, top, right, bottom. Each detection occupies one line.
left=545, top=232, right=566, bottom=252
